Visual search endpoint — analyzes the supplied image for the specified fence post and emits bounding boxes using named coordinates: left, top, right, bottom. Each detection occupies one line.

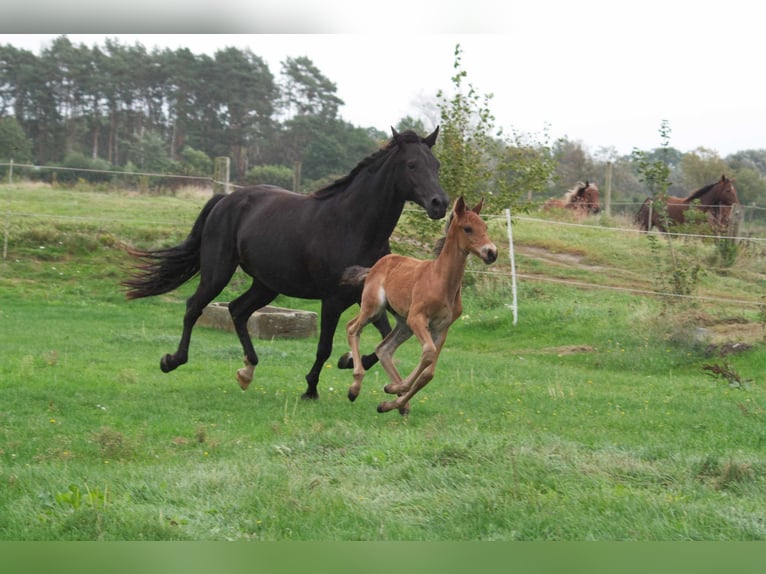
left=213, top=157, right=230, bottom=195
left=3, top=159, right=12, bottom=260
left=604, top=161, right=612, bottom=217
left=293, top=160, right=302, bottom=193
left=505, top=208, right=518, bottom=326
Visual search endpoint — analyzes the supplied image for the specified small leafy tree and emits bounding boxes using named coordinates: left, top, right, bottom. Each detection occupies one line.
left=632, top=121, right=703, bottom=300
left=435, top=44, right=555, bottom=214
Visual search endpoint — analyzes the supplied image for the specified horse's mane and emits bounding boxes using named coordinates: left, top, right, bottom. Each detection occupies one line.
left=564, top=181, right=587, bottom=202
left=684, top=181, right=717, bottom=203
left=310, top=130, right=422, bottom=200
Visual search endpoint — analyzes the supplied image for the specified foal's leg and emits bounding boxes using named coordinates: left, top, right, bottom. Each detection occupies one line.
left=377, top=322, right=412, bottom=393
left=345, top=312, right=373, bottom=402
left=228, top=282, right=277, bottom=390
left=375, top=320, right=414, bottom=415
left=377, top=321, right=446, bottom=414
left=161, top=256, right=239, bottom=374
left=337, top=310, right=391, bottom=370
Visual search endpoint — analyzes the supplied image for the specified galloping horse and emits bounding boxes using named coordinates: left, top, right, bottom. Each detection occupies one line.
left=543, top=181, right=601, bottom=216
left=635, top=175, right=739, bottom=232
left=123, top=128, right=449, bottom=400
left=342, top=197, right=498, bottom=415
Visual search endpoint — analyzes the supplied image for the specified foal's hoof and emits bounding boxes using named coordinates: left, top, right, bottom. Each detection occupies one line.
left=347, top=390, right=358, bottom=402
left=337, top=352, right=354, bottom=369
left=383, top=383, right=400, bottom=395
left=301, top=391, right=319, bottom=401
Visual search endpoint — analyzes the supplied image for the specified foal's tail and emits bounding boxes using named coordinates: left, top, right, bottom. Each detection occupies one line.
left=340, top=265, right=371, bottom=287
left=122, top=194, right=227, bottom=300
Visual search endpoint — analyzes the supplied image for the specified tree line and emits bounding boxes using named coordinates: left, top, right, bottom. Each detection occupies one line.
left=0, top=35, right=384, bottom=188
left=1, top=36, right=765, bottom=213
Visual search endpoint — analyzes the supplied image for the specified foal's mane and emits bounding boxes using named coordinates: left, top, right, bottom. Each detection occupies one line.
left=310, top=130, right=423, bottom=200
left=432, top=208, right=458, bottom=257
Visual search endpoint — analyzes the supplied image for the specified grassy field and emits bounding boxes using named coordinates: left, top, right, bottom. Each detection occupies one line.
left=1, top=183, right=765, bottom=541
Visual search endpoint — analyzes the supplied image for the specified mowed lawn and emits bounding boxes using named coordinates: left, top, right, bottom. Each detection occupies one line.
left=1, top=184, right=765, bottom=541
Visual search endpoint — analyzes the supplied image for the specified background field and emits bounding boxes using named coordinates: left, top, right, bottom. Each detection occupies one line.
left=1, top=183, right=765, bottom=541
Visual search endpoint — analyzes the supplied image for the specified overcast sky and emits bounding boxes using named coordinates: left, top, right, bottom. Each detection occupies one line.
left=2, top=1, right=764, bottom=156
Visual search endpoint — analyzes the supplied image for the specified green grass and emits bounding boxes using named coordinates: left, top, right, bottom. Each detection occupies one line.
left=1, top=183, right=765, bottom=540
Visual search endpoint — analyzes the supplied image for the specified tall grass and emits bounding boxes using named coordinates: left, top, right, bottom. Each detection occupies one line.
left=1, top=184, right=764, bottom=540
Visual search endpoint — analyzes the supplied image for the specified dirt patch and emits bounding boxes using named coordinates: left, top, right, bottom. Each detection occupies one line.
left=699, top=322, right=763, bottom=356
left=517, top=245, right=586, bottom=267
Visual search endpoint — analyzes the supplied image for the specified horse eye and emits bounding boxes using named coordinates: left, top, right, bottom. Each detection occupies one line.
left=407, top=160, right=417, bottom=170
left=464, top=226, right=473, bottom=234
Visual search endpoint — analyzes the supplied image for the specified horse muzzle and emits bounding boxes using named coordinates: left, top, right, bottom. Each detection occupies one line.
left=426, top=194, right=449, bottom=219
left=481, top=244, right=498, bottom=264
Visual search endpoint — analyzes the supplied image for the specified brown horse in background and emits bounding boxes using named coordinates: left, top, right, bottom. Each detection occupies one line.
left=543, top=181, right=600, bottom=216
left=342, top=197, right=498, bottom=415
left=635, top=175, right=739, bottom=233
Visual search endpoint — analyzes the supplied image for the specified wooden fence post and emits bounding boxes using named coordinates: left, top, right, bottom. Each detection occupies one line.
left=604, top=161, right=612, bottom=217
left=213, top=157, right=230, bottom=195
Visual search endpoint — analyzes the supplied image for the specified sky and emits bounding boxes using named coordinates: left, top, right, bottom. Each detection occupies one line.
left=2, top=1, right=764, bottom=157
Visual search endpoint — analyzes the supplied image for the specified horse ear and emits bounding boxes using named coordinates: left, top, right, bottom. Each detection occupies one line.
left=472, top=198, right=484, bottom=214
left=391, top=127, right=400, bottom=141
left=424, top=126, right=439, bottom=148
left=454, top=196, right=466, bottom=215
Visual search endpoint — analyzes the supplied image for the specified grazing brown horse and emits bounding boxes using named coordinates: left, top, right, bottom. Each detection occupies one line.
left=342, top=197, right=498, bottom=415
left=543, top=181, right=601, bottom=216
left=635, top=175, right=739, bottom=232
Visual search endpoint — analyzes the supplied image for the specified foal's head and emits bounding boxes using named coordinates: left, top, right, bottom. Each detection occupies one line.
left=447, top=197, right=498, bottom=264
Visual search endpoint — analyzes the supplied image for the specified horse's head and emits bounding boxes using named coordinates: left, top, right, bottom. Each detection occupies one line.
left=581, top=181, right=601, bottom=214
left=711, top=175, right=739, bottom=230
left=713, top=175, right=739, bottom=206
left=450, top=196, right=498, bottom=264
left=390, top=126, right=449, bottom=219
left=565, top=181, right=600, bottom=214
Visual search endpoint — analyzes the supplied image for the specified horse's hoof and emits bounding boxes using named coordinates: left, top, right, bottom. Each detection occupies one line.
left=347, top=390, right=358, bottom=402
left=337, top=352, right=353, bottom=369
left=236, top=371, right=252, bottom=391
left=160, top=354, right=174, bottom=373
left=301, top=391, right=319, bottom=401
left=377, top=404, right=386, bottom=413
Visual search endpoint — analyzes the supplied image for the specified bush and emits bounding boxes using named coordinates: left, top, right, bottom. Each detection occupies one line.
left=240, top=164, right=295, bottom=189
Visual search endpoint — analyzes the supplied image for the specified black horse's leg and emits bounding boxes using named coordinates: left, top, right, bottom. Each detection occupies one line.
left=227, top=282, right=277, bottom=390
left=161, top=257, right=239, bottom=374
left=337, top=312, right=391, bottom=370
left=303, top=298, right=349, bottom=400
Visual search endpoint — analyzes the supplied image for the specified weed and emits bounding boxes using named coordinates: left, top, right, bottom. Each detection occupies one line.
left=703, top=362, right=749, bottom=389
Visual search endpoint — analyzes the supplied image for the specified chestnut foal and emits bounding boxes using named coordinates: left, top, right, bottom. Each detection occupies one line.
left=343, top=196, right=498, bottom=415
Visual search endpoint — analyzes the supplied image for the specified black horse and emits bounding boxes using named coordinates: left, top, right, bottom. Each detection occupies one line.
left=123, top=127, right=448, bottom=400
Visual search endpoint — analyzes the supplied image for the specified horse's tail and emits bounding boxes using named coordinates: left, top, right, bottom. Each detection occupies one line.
left=122, top=194, right=227, bottom=300
left=635, top=198, right=651, bottom=231
left=340, top=265, right=371, bottom=287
